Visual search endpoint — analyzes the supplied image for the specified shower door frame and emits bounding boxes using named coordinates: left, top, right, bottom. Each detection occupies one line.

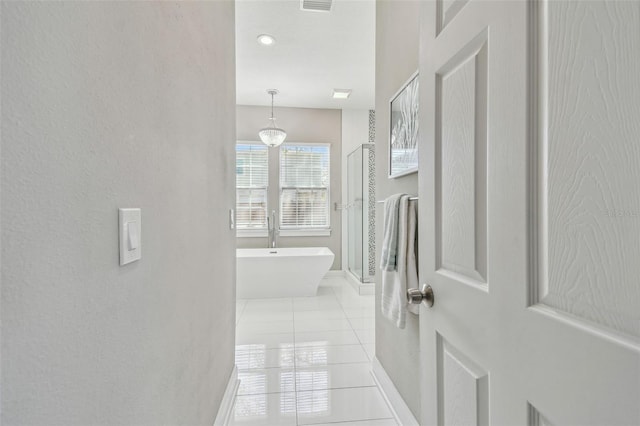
left=346, top=144, right=375, bottom=284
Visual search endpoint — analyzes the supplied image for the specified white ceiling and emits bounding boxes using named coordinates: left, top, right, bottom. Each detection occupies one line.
left=235, top=0, right=376, bottom=110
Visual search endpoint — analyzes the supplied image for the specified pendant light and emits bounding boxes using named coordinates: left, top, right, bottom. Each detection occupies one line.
left=259, top=89, right=287, bottom=147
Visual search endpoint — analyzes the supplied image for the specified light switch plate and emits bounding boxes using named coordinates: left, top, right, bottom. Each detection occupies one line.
left=119, top=208, right=141, bottom=265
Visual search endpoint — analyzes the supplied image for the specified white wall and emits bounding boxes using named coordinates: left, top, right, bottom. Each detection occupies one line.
left=236, top=105, right=343, bottom=269
left=340, top=110, right=371, bottom=273
left=1, top=2, right=236, bottom=424
left=375, top=0, right=421, bottom=419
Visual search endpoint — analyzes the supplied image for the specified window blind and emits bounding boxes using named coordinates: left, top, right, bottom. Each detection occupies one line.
left=236, top=144, right=268, bottom=229
left=279, top=144, right=330, bottom=228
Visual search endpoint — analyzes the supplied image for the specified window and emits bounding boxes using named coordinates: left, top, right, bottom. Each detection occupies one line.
left=279, top=144, right=330, bottom=229
left=236, top=143, right=268, bottom=230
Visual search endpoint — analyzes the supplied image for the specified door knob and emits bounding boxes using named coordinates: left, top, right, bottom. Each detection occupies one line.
left=407, top=284, right=434, bottom=307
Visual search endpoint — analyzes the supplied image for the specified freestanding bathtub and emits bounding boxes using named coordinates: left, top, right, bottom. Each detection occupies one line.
left=236, top=247, right=335, bottom=299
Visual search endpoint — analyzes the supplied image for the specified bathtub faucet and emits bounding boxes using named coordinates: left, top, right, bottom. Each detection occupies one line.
left=267, top=210, right=278, bottom=248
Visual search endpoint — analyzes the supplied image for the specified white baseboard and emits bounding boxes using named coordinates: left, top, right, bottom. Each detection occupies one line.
left=371, top=357, right=419, bottom=426
left=345, top=269, right=361, bottom=292
left=359, top=282, right=375, bottom=295
left=213, top=365, right=239, bottom=426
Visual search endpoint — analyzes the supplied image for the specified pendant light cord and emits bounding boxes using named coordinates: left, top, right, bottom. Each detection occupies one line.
left=270, top=92, right=275, bottom=120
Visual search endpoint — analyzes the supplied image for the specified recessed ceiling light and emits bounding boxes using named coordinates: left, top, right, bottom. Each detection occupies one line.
left=257, top=34, right=276, bottom=46
left=332, top=89, right=352, bottom=99
left=301, top=0, right=333, bottom=12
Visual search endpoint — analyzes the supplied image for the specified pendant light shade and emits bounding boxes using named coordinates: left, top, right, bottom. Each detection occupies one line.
left=259, top=89, right=287, bottom=147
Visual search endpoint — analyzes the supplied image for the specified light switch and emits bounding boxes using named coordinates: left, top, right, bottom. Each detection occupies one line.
left=119, top=208, right=141, bottom=265
left=127, top=221, right=139, bottom=250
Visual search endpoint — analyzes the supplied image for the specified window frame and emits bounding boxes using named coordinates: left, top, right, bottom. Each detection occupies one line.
left=235, top=141, right=269, bottom=237
left=278, top=142, right=331, bottom=235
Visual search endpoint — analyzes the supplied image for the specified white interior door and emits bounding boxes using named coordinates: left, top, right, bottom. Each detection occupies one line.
left=418, top=0, right=640, bottom=424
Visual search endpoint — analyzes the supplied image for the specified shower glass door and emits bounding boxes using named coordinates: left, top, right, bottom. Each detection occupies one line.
left=347, top=147, right=363, bottom=280
left=347, top=144, right=374, bottom=283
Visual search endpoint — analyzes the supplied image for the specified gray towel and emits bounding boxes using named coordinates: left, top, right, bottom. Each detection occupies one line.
left=406, top=199, right=419, bottom=315
left=380, top=193, right=406, bottom=272
left=381, top=194, right=412, bottom=328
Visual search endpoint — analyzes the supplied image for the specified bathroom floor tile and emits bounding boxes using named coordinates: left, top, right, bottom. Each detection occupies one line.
left=336, top=300, right=375, bottom=311
left=237, top=320, right=294, bottom=335
left=296, top=387, right=393, bottom=425
left=244, top=298, right=293, bottom=310
left=294, top=344, right=370, bottom=367
left=295, top=363, right=375, bottom=391
left=236, top=332, right=295, bottom=349
left=294, top=309, right=348, bottom=322
left=333, top=286, right=374, bottom=300
left=293, top=298, right=342, bottom=312
left=238, top=368, right=296, bottom=395
left=342, top=307, right=375, bottom=319
left=236, top=347, right=295, bottom=370
left=239, top=310, right=295, bottom=323
left=230, top=392, right=297, bottom=426
left=294, top=318, right=353, bottom=332
left=363, top=344, right=376, bottom=361
left=348, top=317, right=375, bottom=330
left=333, top=292, right=374, bottom=307
left=310, top=419, right=397, bottom=426
left=354, top=328, right=376, bottom=344
left=233, top=276, right=393, bottom=426
left=295, top=330, right=360, bottom=347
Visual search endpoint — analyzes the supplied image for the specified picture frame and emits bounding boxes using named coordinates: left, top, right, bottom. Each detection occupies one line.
left=388, top=70, right=419, bottom=178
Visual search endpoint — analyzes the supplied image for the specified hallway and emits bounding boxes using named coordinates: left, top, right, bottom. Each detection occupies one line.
left=3, top=1, right=639, bottom=423
left=231, top=276, right=396, bottom=425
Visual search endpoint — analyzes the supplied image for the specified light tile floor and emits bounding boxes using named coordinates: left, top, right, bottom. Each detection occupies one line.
left=231, top=276, right=396, bottom=426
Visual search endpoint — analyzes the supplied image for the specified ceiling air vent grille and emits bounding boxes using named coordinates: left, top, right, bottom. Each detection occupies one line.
left=301, top=0, right=332, bottom=12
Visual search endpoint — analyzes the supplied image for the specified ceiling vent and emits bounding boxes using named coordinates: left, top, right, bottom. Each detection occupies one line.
left=300, top=0, right=332, bottom=12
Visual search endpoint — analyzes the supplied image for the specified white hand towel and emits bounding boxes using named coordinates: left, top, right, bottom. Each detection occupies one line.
left=406, top=199, right=420, bottom=315
left=381, top=194, right=410, bottom=328
left=379, top=194, right=404, bottom=271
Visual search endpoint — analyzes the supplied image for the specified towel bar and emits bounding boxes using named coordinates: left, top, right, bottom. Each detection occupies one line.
left=376, top=196, right=418, bottom=203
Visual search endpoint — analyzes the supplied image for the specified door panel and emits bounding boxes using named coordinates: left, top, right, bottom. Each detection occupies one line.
left=436, top=29, right=488, bottom=286
left=437, top=0, right=471, bottom=35
left=439, top=335, right=489, bottom=426
left=532, top=0, right=640, bottom=340
left=419, top=0, right=640, bottom=425
left=421, top=0, right=530, bottom=423
left=528, top=405, right=554, bottom=426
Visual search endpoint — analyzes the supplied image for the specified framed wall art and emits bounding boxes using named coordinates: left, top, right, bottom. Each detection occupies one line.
left=388, top=71, right=419, bottom=178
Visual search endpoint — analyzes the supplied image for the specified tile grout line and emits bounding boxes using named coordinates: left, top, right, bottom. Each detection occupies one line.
left=332, top=278, right=380, bottom=390
left=331, top=282, right=372, bottom=357
left=297, top=284, right=342, bottom=426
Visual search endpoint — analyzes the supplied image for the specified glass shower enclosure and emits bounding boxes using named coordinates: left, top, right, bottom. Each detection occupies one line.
left=347, top=144, right=375, bottom=283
